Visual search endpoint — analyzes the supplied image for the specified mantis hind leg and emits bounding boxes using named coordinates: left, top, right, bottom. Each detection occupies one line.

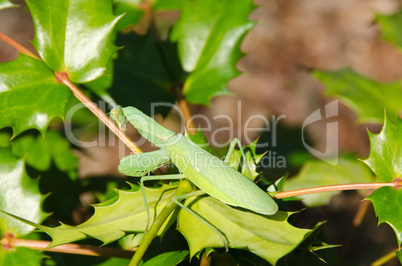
left=140, top=174, right=186, bottom=232
left=224, top=138, right=253, bottom=180
left=173, top=191, right=229, bottom=251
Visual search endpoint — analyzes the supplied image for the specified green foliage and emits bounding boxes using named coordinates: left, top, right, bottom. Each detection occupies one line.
left=364, top=114, right=402, bottom=182
left=226, top=139, right=265, bottom=181
left=0, top=54, right=71, bottom=136
left=0, top=247, right=46, bottom=266
left=364, top=114, right=402, bottom=247
left=178, top=196, right=313, bottom=265
left=314, top=68, right=402, bottom=122
left=284, top=157, right=374, bottom=207
left=108, top=32, right=177, bottom=113
left=367, top=187, right=402, bottom=246
left=171, top=0, right=255, bottom=105
left=141, top=250, right=189, bottom=266
left=0, top=0, right=16, bottom=10
left=2, top=184, right=177, bottom=248
left=0, top=147, right=47, bottom=237
left=10, top=130, right=78, bottom=178
left=377, top=9, right=402, bottom=49
left=26, top=0, right=121, bottom=83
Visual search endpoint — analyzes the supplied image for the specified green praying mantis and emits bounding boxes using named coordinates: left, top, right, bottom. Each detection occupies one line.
left=111, top=106, right=279, bottom=250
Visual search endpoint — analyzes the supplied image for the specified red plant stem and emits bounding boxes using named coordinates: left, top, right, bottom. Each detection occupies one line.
left=0, top=31, right=41, bottom=60
left=8, top=238, right=134, bottom=259
left=55, top=72, right=142, bottom=154
left=274, top=182, right=396, bottom=199
left=178, top=98, right=196, bottom=135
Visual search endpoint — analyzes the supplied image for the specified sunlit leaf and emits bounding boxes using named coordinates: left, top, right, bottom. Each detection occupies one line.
left=178, top=196, right=313, bottom=265
left=171, top=0, right=255, bottom=105
left=142, top=250, right=189, bottom=266
left=0, top=147, right=47, bottom=237
left=226, top=139, right=265, bottom=181
left=3, top=184, right=178, bottom=248
left=367, top=187, right=402, bottom=246
left=0, top=55, right=71, bottom=136
left=363, top=114, right=402, bottom=182
left=0, top=247, right=45, bottom=266
left=0, top=0, right=16, bottom=10
left=26, top=0, right=121, bottom=83
left=314, top=68, right=402, bottom=122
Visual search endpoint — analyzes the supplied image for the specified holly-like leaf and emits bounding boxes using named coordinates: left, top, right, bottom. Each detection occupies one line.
left=283, top=158, right=374, bottom=207
left=0, top=55, right=71, bottom=136
left=178, top=196, right=312, bottom=265
left=367, top=187, right=402, bottom=246
left=314, top=68, right=402, bottom=122
left=364, top=114, right=402, bottom=247
left=0, top=147, right=47, bottom=237
left=363, top=114, right=402, bottom=182
left=171, top=0, right=255, bottom=105
left=226, top=139, right=265, bottom=181
left=0, top=247, right=46, bottom=266
left=3, top=184, right=178, bottom=248
left=0, top=0, right=16, bottom=10
left=26, top=0, right=121, bottom=83
left=377, top=9, right=402, bottom=49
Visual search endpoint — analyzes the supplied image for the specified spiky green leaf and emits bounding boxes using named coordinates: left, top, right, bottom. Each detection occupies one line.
left=3, top=184, right=177, bottom=248
left=0, top=55, right=71, bottom=136
left=377, top=9, right=402, bottom=49
left=178, top=196, right=312, bottom=265
left=0, top=147, right=47, bottom=237
left=367, top=187, right=402, bottom=246
left=283, top=158, right=374, bottom=207
left=363, top=114, right=402, bottom=182
left=314, top=68, right=402, bottom=122
left=171, top=0, right=255, bottom=105
left=226, top=139, right=265, bottom=181
left=26, top=0, right=121, bottom=83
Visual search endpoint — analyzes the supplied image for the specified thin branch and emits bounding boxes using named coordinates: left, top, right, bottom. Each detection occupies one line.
left=3, top=237, right=134, bottom=259
left=179, top=98, right=196, bottom=135
left=55, top=72, right=143, bottom=154
left=0, top=31, right=41, bottom=60
left=274, top=182, right=397, bottom=200
left=0, top=32, right=141, bottom=154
